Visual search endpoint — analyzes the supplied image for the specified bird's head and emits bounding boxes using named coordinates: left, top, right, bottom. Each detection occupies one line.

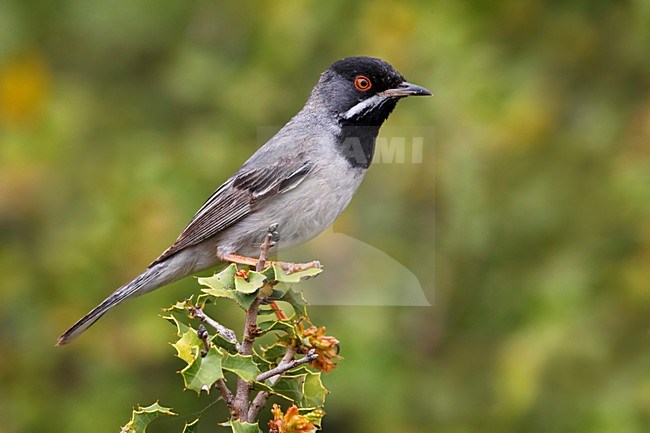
left=314, top=56, right=431, bottom=126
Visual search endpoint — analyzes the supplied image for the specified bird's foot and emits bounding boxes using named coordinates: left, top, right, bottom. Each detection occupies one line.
left=220, top=223, right=320, bottom=274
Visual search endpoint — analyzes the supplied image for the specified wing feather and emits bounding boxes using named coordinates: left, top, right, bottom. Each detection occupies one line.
left=150, top=159, right=313, bottom=265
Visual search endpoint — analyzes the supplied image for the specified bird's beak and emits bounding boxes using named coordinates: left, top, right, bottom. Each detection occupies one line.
left=383, top=81, right=432, bottom=97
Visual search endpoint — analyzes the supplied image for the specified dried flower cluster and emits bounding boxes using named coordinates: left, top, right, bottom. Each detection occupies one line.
left=291, top=321, right=341, bottom=373
left=269, top=404, right=316, bottom=433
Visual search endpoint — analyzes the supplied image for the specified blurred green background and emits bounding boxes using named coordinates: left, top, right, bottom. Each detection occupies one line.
left=1, top=1, right=649, bottom=432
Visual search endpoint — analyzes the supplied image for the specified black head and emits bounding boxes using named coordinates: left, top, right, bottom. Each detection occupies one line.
left=316, top=56, right=431, bottom=126
left=313, top=57, right=430, bottom=169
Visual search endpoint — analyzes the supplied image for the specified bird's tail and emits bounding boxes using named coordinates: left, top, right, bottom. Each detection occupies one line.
left=56, top=262, right=169, bottom=346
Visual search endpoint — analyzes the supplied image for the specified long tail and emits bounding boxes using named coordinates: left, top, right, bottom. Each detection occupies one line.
left=56, top=262, right=169, bottom=346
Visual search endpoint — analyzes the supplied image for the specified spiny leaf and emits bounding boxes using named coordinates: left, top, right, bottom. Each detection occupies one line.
left=251, top=380, right=274, bottom=394
left=271, top=264, right=322, bottom=283
left=171, top=328, right=202, bottom=364
left=211, top=333, right=239, bottom=353
left=259, top=343, right=288, bottom=365
left=201, top=285, right=258, bottom=311
left=162, top=312, right=192, bottom=336
left=120, top=402, right=176, bottom=433
left=230, top=291, right=259, bottom=310
left=280, top=288, right=308, bottom=318
left=198, top=264, right=237, bottom=290
left=263, top=286, right=290, bottom=302
left=234, top=270, right=266, bottom=294
left=267, top=369, right=328, bottom=408
left=257, top=319, right=296, bottom=336
left=257, top=306, right=281, bottom=316
left=271, top=374, right=306, bottom=402
left=162, top=300, right=194, bottom=336
left=301, top=370, right=329, bottom=408
left=221, top=351, right=260, bottom=382
left=180, top=346, right=224, bottom=394
left=220, top=420, right=263, bottom=433
left=182, top=418, right=200, bottom=433
left=164, top=300, right=191, bottom=312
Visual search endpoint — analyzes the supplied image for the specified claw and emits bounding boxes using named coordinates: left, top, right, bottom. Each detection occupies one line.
left=267, top=226, right=280, bottom=246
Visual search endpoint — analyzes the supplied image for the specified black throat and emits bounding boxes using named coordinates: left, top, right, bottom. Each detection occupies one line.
left=335, top=123, right=381, bottom=169
left=334, top=98, right=399, bottom=169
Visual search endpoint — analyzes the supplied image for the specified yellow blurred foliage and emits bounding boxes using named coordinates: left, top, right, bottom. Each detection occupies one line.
left=495, top=326, right=564, bottom=417
left=0, top=53, right=50, bottom=125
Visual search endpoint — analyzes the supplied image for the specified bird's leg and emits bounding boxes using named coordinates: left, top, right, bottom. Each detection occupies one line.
left=220, top=224, right=321, bottom=274
left=220, top=254, right=259, bottom=268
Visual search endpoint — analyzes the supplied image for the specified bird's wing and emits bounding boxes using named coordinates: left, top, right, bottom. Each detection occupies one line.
left=151, top=157, right=314, bottom=265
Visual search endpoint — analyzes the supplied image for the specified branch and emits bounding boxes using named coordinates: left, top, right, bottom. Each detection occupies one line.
left=233, top=227, right=275, bottom=421
left=232, top=296, right=261, bottom=420
left=189, top=305, right=240, bottom=351
left=255, top=349, right=317, bottom=382
left=215, top=379, right=235, bottom=415
left=248, top=346, right=297, bottom=421
left=197, top=324, right=210, bottom=356
left=196, top=324, right=236, bottom=414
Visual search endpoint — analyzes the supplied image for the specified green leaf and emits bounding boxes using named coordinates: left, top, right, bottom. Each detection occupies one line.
left=272, top=373, right=306, bottom=402
left=201, top=285, right=258, bottom=311
left=301, top=370, right=329, bottom=408
left=251, top=380, right=274, bottom=394
left=120, top=402, right=176, bottom=433
left=257, top=319, right=295, bottom=336
left=257, top=307, right=280, bottom=316
left=272, top=264, right=322, bottom=283
left=162, top=300, right=194, bottom=336
left=171, top=328, right=202, bottom=364
left=221, top=351, right=260, bottom=382
left=265, top=368, right=328, bottom=408
left=280, top=288, right=308, bottom=318
left=180, top=346, right=224, bottom=394
left=198, top=264, right=237, bottom=290
left=165, top=300, right=191, bottom=312
left=220, top=420, right=263, bottom=433
left=234, top=270, right=266, bottom=294
left=212, top=333, right=239, bottom=353
left=182, top=418, right=200, bottom=433
left=231, top=291, right=259, bottom=310
left=260, top=343, right=288, bottom=364
left=260, top=264, right=276, bottom=280
left=162, top=312, right=192, bottom=336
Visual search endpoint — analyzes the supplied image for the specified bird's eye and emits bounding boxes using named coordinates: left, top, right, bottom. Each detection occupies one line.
left=353, top=75, right=372, bottom=91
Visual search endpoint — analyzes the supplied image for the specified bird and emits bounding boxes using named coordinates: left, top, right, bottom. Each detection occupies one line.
left=57, top=56, right=431, bottom=345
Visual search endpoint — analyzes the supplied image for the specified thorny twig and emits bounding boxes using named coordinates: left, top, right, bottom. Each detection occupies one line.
left=215, top=379, right=235, bottom=416
left=233, top=225, right=276, bottom=420
left=195, top=324, right=235, bottom=413
left=202, top=224, right=317, bottom=422
left=255, top=349, right=317, bottom=382
left=248, top=346, right=298, bottom=421
left=189, top=305, right=240, bottom=351
left=197, top=324, right=210, bottom=357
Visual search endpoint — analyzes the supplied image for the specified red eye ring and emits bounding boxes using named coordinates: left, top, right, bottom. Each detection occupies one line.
left=354, top=75, right=372, bottom=91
